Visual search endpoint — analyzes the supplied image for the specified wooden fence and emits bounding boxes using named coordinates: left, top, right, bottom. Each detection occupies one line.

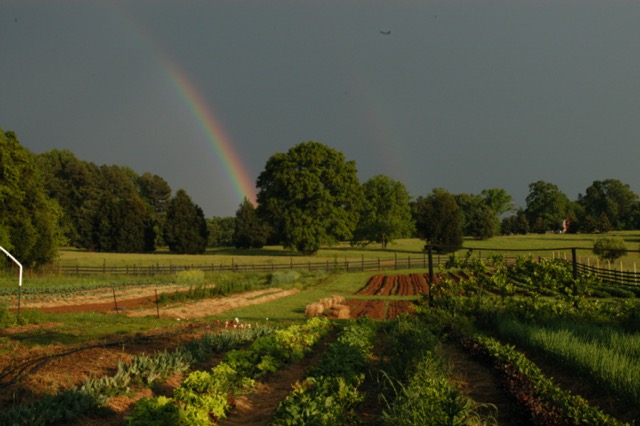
left=55, top=253, right=442, bottom=277
left=21, top=246, right=640, bottom=287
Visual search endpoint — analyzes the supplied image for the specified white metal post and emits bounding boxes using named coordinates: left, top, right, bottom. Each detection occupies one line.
left=0, top=246, right=23, bottom=318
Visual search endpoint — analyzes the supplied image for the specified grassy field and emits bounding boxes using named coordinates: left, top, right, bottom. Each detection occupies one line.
left=51, top=231, right=640, bottom=270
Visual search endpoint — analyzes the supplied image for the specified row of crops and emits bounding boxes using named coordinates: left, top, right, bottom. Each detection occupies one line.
left=2, top=256, right=639, bottom=424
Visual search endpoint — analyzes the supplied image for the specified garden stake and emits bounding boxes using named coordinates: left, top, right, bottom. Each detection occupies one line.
left=155, top=289, right=160, bottom=319
left=112, top=288, right=118, bottom=312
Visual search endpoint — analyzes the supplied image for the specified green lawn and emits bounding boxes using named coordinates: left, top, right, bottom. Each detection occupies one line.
left=52, top=232, right=639, bottom=268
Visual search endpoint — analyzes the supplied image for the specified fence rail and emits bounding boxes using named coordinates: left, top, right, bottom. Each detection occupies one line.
left=575, top=262, right=640, bottom=286
left=8, top=246, right=640, bottom=287
left=54, top=254, right=440, bottom=276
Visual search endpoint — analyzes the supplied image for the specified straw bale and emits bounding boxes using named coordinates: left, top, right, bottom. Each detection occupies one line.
left=330, top=304, right=351, bottom=319
left=331, top=296, right=345, bottom=305
left=319, top=298, right=333, bottom=309
left=305, top=302, right=324, bottom=317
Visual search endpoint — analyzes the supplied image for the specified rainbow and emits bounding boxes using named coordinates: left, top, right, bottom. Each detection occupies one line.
left=161, top=59, right=257, bottom=205
left=110, top=4, right=256, bottom=206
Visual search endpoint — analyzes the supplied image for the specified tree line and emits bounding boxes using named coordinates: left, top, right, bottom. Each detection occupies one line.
left=1, top=129, right=208, bottom=266
left=2, top=131, right=639, bottom=266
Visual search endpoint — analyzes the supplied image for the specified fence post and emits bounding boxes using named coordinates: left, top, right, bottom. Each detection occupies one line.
left=571, top=248, right=577, bottom=280
left=428, top=245, right=434, bottom=283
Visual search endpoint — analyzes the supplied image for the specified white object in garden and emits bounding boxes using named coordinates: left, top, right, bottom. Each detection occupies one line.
left=0, top=246, right=22, bottom=287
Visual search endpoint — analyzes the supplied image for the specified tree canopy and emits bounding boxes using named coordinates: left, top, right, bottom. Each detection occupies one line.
left=578, top=179, right=639, bottom=231
left=352, top=175, right=414, bottom=248
left=525, top=181, right=571, bottom=233
left=163, top=189, right=209, bottom=254
left=234, top=198, right=269, bottom=249
left=0, top=130, right=63, bottom=266
left=414, top=188, right=463, bottom=253
left=256, top=141, right=362, bottom=254
left=207, top=216, right=235, bottom=247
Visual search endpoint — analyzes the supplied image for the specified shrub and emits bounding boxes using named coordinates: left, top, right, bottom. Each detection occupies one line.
left=593, top=237, right=627, bottom=262
left=270, top=270, right=301, bottom=285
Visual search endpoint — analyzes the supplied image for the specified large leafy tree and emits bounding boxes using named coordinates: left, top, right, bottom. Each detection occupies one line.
left=207, top=216, right=235, bottom=247
left=0, top=130, right=63, bottom=266
left=256, top=141, right=362, bottom=255
left=480, top=188, right=514, bottom=217
left=163, top=189, right=208, bottom=254
left=352, top=175, right=414, bottom=248
left=234, top=198, right=270, bottom=249
left=414, top=188, right=463, bottom=253
left=578, top=179, right=638, bottom=230
left=524, top=181, right=570, bottom=233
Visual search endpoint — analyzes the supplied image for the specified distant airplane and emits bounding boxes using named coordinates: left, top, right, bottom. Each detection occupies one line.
left=379, top=30, right=391, bottom=35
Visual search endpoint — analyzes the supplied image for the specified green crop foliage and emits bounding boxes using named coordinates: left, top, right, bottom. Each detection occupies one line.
left=496, top=317, right=640, bottom=406
left=272, top=319, right=376, bottom=425
left=382, top=354, right=480, bottom=426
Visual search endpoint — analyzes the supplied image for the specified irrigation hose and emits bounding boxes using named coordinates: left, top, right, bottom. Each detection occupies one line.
left=0, top=322, right=205, bottom=389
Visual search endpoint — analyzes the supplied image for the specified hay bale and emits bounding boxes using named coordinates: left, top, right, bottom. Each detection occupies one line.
left=305, top=302, right=324, bottom=317
left=319, top=298, right=333, bottom=309
left=330, top=304, right=351, bottom=319
left=331, top=296, right=345, bottom=305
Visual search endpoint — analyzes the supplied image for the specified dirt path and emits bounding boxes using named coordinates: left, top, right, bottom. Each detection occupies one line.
left=14, top=284, right=190, bottom=309
left=126, top=288, right=300, bottom=319
left=440, top=342, right=531, bottom=425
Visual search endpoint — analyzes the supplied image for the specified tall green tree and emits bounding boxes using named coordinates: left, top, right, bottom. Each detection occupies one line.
left=256, top=142, right=362, bottom=255
left=37, top=149, right=100, bottom=247
left=352, top=175, right=414, bottom=248
left=137, top=172, right=172, bottom=246
left=0, top=130, right=63, bottom=266
left=415, top=189, right=463, bottom=253
left=234, top=198, right=270, bottom=249
left=524, top=181, right=570, bottom=233
left=91, top=165, right=155, bottom=252
left=480, top=188, right=514, bottom=217
left=455, top=192, right=502, bottom=240
left=466, top=203, right=496, bottom=240
left=163, top=189, right=208, bottom=254
left=578, top=179, right=638, bottom=230
left=207, top=216, right=235, bottom=247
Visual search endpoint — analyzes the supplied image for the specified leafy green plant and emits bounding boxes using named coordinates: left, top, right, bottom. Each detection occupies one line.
left=382, top=354, right=485, bottom=426
left=272, top=319, right=376, bottom=425
left=126, top=395, right=210, bottom=426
